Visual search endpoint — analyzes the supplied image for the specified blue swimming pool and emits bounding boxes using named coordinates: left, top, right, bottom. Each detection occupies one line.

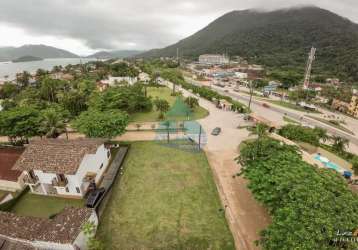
left=314, top=154, right=343, bottom=173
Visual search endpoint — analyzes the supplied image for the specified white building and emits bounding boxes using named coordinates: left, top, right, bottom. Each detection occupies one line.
left=138, top=72, right=150, bottom=83
left=234, top=72, right=248, bottom=79
left=198, top=54, right=229, bottom=65
left=102, top=76, right=138, bottom=86
left=13, top=139, right=111, bottom=198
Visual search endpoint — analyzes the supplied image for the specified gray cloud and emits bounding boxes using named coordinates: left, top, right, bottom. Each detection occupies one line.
left=0, top=0, right=358, bottom=52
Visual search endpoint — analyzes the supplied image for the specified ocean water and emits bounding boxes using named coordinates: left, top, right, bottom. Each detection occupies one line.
left=0, top=58, right=95, bottom=80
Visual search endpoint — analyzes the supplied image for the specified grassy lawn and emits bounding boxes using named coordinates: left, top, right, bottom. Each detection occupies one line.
left=11, top=193, right=84, bottom=218
left=97, top=141, right=234, bottom=250
left=267, top=100, right=322, bottom=114
left=130, top=87, right=209, bottom=122
left=306, top=115, right=355, bottom=135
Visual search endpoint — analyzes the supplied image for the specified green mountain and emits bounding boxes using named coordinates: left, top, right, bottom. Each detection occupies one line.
left=0, top=44, right=78, bottom=62
left=140, top=6, right=358, bottom=82
left=87, top=50, right=143, bottom=59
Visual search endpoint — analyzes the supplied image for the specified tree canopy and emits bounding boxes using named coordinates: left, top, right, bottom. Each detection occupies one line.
left=72, top=110, right=129, bottom=138
left=238, top=138, right=358, bottom=250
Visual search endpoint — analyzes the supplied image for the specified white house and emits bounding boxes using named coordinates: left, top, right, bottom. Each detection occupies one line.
left=0, top=207, right=98, bottom=250
left=13, top=139, right=111, bottom=198
left=102, top=76, right=138, bottom=86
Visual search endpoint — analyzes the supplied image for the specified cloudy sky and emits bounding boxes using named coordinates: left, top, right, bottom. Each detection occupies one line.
left=0, top=0, right=357, bottom=55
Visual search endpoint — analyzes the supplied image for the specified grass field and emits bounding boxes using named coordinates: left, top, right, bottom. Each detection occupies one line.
left=130, top=87, right=209, bottom=122
left=11, top=193, right=84, bottom=218
left=267, top=100, right=321, bottom=114
left=97, top=141, right=234, bottom=250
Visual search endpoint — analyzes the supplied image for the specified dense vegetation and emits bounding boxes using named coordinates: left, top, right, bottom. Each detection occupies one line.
left=238, top=138, right=358, bottom=250
left=278, top=124, right=328, bottom=146
left=0, top=62, right=152, bottom=142
left=141, top=7, right=358, bottom=82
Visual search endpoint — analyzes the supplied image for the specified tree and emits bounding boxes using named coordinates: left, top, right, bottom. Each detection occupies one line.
left=154, top=98, right=170, bottom=119
left=0, top=107, right=43, bottom=144
left=16, top=71, right=31, bottom=88
left=331, top=135, right=349, bottom=153
left=351, top=156, right=358, bottom=175
left=0, top=82, right=18, bottom=99
left=72, top=110, right=129, bottom=138
left=82, top=222, right=105, bottom=250
left=41, top=108, right=67, bottom=138
left=184, top=96, right=199, bottom=110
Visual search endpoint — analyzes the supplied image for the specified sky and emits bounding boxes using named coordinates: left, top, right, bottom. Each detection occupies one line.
left=0, top=0, right=357, bottom=56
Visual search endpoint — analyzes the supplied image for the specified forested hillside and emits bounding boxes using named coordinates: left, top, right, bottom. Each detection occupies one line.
left=141, top=7, right=358, bottom=82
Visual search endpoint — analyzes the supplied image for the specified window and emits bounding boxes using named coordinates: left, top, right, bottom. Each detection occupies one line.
left=76, top=187, right=80, bottom=193
left=65, top=187, right=69, bottom=192
left=100, top=163, right=104, bottom=169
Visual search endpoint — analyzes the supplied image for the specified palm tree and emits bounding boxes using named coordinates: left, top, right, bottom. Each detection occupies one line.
left=41, top=110, right=66, bottom=138
left=331, top=135, right=349, bottom=153
left=250, top=123, right=269, bottom=139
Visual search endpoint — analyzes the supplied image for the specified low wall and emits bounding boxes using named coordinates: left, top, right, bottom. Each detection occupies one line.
left=0, top=180, right=22, bottom=192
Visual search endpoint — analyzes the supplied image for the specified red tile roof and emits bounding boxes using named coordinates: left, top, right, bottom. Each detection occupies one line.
left=0, top=147, right=24, bottom=182
left=0, top=207, right=93, bottom=244
left=13, top=139, right=105, bottom=175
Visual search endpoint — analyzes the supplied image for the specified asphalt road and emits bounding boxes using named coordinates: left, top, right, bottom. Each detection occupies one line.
left=206, top=84, right=358, bottom=147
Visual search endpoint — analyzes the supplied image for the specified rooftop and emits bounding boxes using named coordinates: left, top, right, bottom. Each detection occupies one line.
left=0, top=147, right=24, bottom=182
left=13, top=139, right=105, bottom=175
left=0, top=207, right=93, bottom=244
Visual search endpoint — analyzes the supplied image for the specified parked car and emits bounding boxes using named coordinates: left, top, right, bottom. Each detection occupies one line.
left=211, top=127, right=222, bottom=136
left=86, top=188, right=106, bottom=208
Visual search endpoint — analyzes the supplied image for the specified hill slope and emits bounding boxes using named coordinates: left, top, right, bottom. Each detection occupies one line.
left=87, top=50, right=143, bottom=59
left=0, top=45, right=78, bottom=61
left=141, top=6, right=358, bottom=81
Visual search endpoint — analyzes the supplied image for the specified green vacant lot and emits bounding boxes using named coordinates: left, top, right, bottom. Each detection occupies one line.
left=98, top=141, right=234, bottom=250
left=11, top=193, right=84, bottom=218
left=130, top=87, right=209, bottom=122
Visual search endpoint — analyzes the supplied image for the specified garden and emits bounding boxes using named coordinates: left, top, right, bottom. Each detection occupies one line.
left=129, top=86, right=209, bottom=122
left=97, top=141, right=234, bottom=250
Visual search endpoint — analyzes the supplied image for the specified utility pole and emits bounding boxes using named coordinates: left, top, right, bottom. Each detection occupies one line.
left=303, top=47, right=316, bottom=90
left=248, top=80, right=254, bottom=110
left=198, top=125, right=202, bottom=150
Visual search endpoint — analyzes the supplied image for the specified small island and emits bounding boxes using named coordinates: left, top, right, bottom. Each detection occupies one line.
left=12, top=55, right=44, bottom=63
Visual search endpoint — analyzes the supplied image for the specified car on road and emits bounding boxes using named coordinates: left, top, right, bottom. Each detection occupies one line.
left=262, top=103, right=270, bottom=108
left=211, top=127, right=222, bottom=136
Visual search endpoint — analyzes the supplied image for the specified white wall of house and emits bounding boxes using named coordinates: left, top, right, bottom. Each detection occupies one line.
left=28, top=144, right=110, bottom=197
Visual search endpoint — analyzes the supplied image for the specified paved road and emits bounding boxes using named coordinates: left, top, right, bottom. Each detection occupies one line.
left=191, top=80, right=358, bottom=147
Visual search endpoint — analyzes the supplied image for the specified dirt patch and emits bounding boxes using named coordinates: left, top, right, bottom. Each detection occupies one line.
left=205, top=149, right=271, bottom=250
